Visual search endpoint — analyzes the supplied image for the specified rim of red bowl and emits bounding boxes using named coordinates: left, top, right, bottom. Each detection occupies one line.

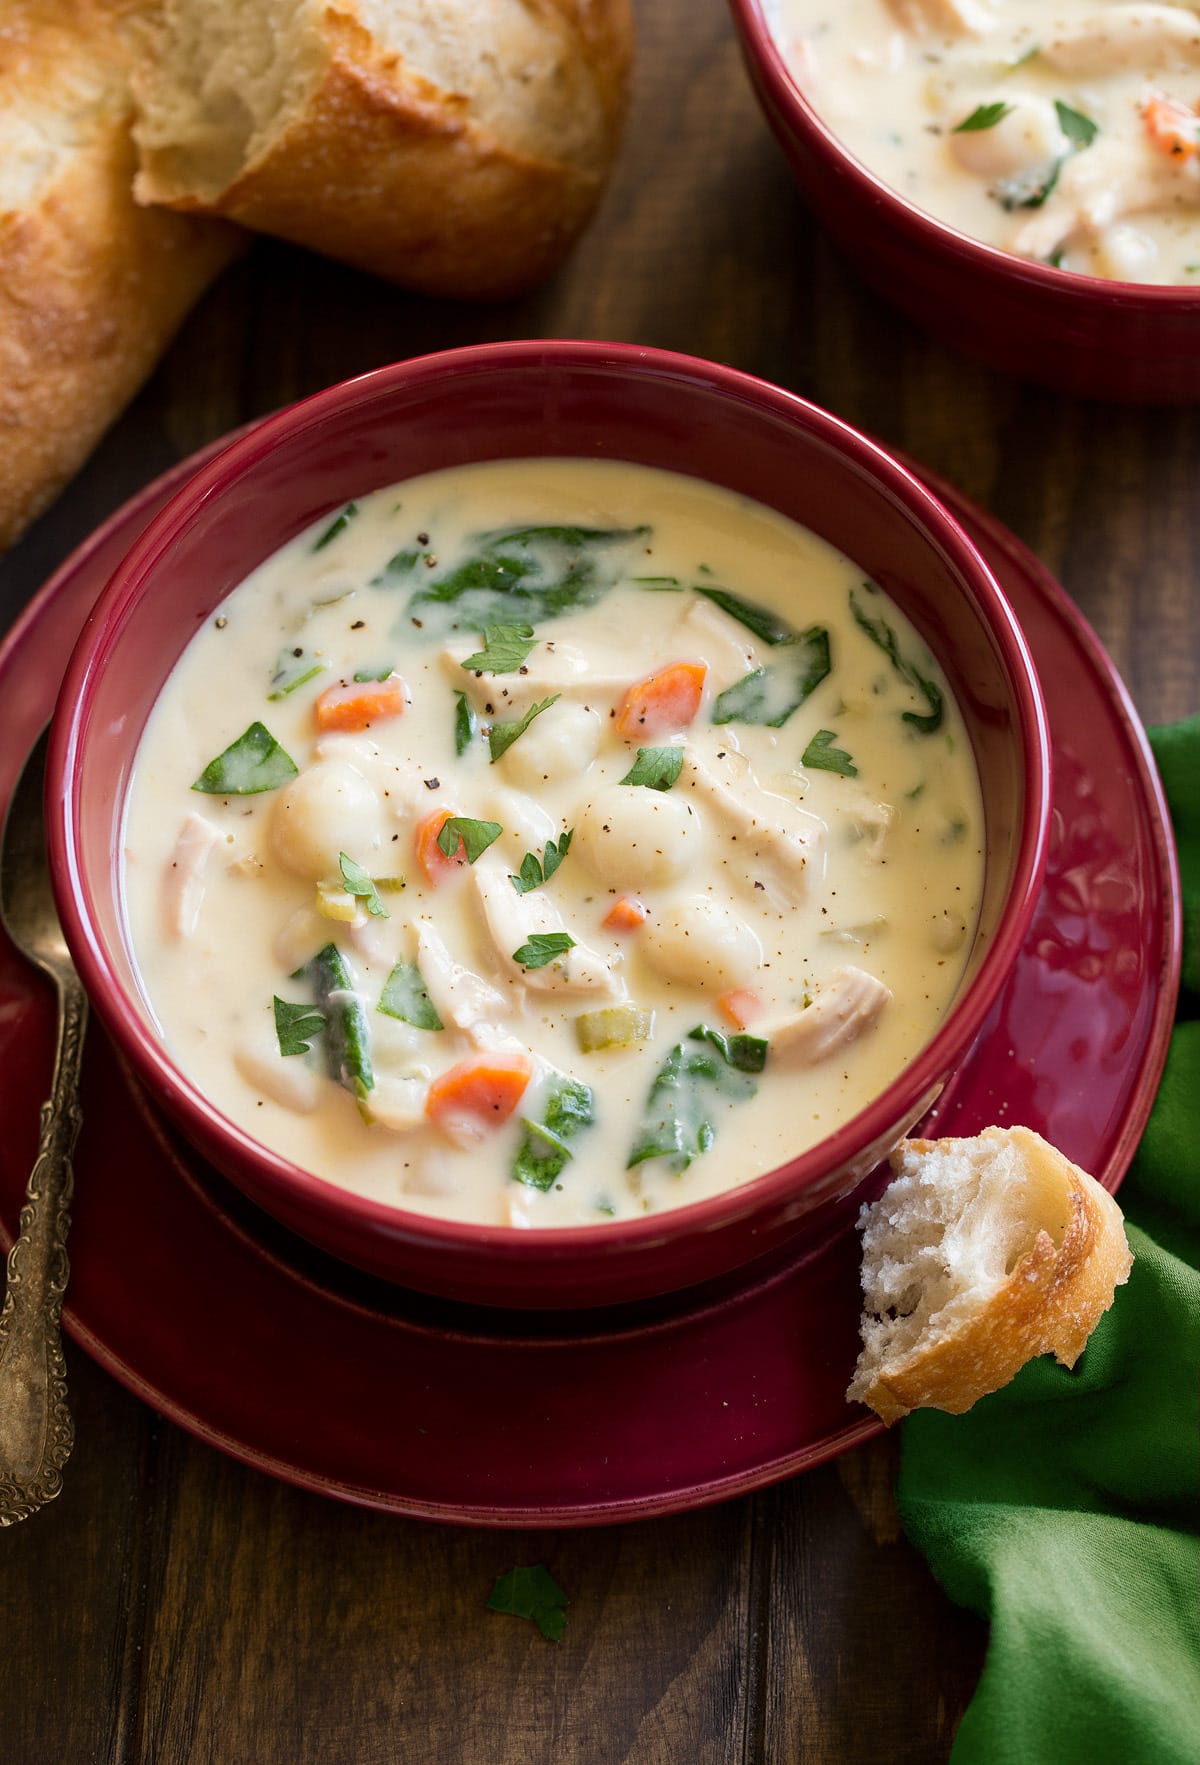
left=48, top=340, right=1052, bottom=1267
left=731, top=0, right=1200, bottom=313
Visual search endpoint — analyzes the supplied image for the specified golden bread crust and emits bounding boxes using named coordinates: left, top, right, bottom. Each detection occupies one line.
left=131, top=1, right=634, bottom=299
left=0, top=3, right=240, bottom=550
left=850, top=1128, right=1134, bottom=1426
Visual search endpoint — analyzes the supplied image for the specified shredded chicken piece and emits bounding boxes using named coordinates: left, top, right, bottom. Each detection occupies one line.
left=365, top=1074, right=428, bottom=1134
left=443, top=638, right=637, bottom=713
left=1040, top=7, right=1200, bottom=76
left=887, top=0, right=993, bottom=37
left=766, top=966, right=891, bottom=1065
left=679, top=730, right=823, bottom=904
left=1010, top=135, right=1199, bottom=261
left=163, top=812, right=219, bottom=938
left=472, top=858, right=624, bottom=997
left=411, top=921, right=511, bottom=1039
left=233, top=1034, right=322, bottom=1114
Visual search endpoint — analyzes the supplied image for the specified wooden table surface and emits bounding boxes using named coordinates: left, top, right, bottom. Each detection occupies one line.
left=1, top=4, right=1195, bottom=1761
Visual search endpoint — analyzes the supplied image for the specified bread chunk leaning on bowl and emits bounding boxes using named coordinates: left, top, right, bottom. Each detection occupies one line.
left=45, top=341, right=1050, bottom=1308
left=729, top=0, right=1200, bottom=403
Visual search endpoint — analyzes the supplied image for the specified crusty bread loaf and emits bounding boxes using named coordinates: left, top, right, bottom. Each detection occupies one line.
left=847, top=1127, right=1133, bottom=1425
left=130, top=0, right=633, bottom=300
left=0, top=1, right=241, bottom=551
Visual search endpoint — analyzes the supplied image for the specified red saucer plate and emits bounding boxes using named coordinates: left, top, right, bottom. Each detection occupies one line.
left=0, top=444, right=1180, bottom=1527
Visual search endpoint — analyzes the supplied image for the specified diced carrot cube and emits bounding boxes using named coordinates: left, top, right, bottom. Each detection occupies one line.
left=603, top=895, right=648, bottom=933
left=316, top=674, right=409, bottom=732
left=425, top=1054, right=534, bottom=1141
left=616, top=661, right=707, bottom=740
left=1142, top=93, right=1199, bottom=161
left=718, top=987, right=762, bottom=1030
left=416, top=809, right=465, bottom=886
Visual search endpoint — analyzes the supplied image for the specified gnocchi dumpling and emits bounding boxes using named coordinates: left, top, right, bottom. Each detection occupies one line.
left=269, top=758, right=386, bottom=880
left=499, top=702, right=603, bottom=788
left=574, top=786, right=709, bottom=889
left=642, top=895, right=763, bottom=990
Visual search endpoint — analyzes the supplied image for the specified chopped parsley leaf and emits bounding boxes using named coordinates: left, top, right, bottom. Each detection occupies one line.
left=488, top=694, right=560, bottom=762
left=460, top=622, right=539, bottom=674
left=273, top=997, right=324, bottom=1058
left=619, top=746, right=684, bottom=791
left=487, top=1565, right=569, bottom=1641
left=954, top=101, right=1014, bottom=133
left=339, top=852, right=389, bottom=918
left=436, top=816, right=503, bottom=865
left=512, top=932, right=575, bottom=970
left=511, top=829, right=574, bottom=895
left=802, top=729, right=858, bottom=777
left=1055, top=100, right=1099, bottom=150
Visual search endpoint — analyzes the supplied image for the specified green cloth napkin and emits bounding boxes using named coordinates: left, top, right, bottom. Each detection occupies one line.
left=898, top=716, right=1200, bottom=1765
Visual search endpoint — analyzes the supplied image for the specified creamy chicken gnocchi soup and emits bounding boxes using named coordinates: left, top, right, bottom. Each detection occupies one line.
left=768, top=0, right=1200, bottom=282
left=122, top=459, right=984, bottom=1229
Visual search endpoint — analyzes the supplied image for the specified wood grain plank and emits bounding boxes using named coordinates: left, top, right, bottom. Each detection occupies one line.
left=758, top=1441, right=985, bottom=1764
left=129, top=1429, right=751, bottom=1765
left=0, top=1348, right=162, bottom=1765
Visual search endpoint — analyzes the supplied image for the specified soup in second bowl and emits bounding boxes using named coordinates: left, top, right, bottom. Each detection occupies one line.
left=768, top=0, right=1200, bottom=283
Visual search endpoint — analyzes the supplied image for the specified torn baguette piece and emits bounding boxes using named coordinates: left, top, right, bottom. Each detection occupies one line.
left=130, top=0, right=634, bottom=299
left=847, top=1127, right=1133, bottom=1425
left=0, top=1, right=241, bottom=551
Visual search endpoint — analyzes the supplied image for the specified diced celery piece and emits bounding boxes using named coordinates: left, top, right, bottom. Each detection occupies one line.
left=575, top=1005, right=654, bottom=1053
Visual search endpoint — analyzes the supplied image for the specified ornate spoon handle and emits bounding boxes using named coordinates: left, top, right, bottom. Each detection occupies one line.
left=0, top=975, right=87, bottom=1524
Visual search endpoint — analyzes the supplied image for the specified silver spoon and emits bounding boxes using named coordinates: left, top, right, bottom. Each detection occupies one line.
left=0, top=728, right=86, bottom=1523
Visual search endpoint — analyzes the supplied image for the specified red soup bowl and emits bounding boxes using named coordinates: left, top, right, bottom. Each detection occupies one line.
left=730, top=0, right=1200, bottom=403
left=47, top=342, right=1050, bottom=1308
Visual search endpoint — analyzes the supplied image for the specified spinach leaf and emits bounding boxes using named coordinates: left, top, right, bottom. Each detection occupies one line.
left=192, top=722, right=299, bottom=795
left=512, top=1076, right=595, bottom=1192
left=453, top=690, right=478, bottom=756
left=378, top=960, right=443, bottom=1031
left=627, top=1025, right=764, bottom=1173
left=401, top=524, right=649, bottom=635
left=696, top=586, right=805, bottom=646
left=304, top=944, right=373, bottom=1099
left=711, top=627, right=831, bottom=727
left=848, top=585, right=944, bottom=734
left=312, top=503, right=358, bottom=551
left=269, top=645, right=326, bottom=699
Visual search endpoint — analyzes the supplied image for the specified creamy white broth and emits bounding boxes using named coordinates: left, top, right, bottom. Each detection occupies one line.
left=768, top=0, right=1200, bottom=282
left=121, top=458, right=983, bottom=1229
